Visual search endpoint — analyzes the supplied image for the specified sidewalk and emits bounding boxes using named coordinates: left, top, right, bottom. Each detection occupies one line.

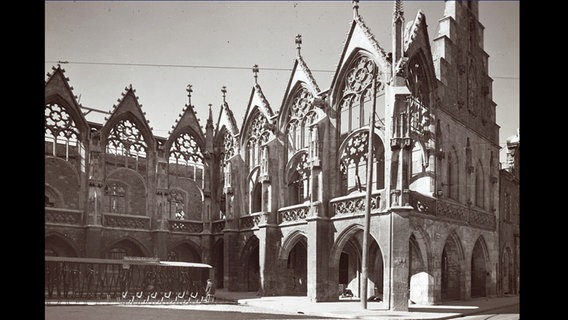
left=216, top=289, right=520, bottom=319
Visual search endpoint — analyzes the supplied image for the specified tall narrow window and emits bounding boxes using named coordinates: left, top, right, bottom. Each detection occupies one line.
left=104, top=182, right=126, bottom=214
left=168, top=190, right=185, bottom=220
left=475, top=165, right=484, bottom=208
left=337, top=55, right=380, bottom=136
left=288, top=153, right=310, bottom=206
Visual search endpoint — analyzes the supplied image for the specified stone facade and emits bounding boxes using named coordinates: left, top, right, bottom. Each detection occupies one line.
left=45, top=1, right=516, bottom=310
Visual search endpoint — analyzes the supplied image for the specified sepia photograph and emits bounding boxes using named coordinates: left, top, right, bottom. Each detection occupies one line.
left=45, top=1, right=519, bottom=319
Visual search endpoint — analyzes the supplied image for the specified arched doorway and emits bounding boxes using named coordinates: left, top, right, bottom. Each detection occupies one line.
left=502, top=247, right=513, bottom=294
left=409, top=235, right=428, bottom=303
left=45, top=234, right=78, bottom=257
left=287, top=240, right=307, bottom=295
left=168, top=242, right=201, bottom=263
left=105, top=239, right=145, bottom=259
left=471, top=239, right=487, bottom=298
left=242, top=236, right=260, bottom=292
left=335, top=228, right=383, bottom=299
left=441, top=235, right=462, bottom=301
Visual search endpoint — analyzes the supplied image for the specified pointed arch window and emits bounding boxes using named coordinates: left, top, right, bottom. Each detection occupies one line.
left=168, top=189, right=186, bottom=220
left=286, top=87, right=314, bottom=153
left=339, top=130, right=384, bottom=194
left=407, top=56, right=430, bottom=108
left=223, top=131, right=235, bottom=161
left=169, top=132, right=204, bottom=187
left=246, top=113, right=270, bottom=169
left=287, top=153, right=310, bottom=205
left=467, top=63, right=478, bottom=116
left=106, top=119, right=147, bottom=173
left=108, top=247, right=127, bottom=260
left=104, top=182, right=127, bottom=214
left=338, top=55, right=381, bottom=136
left=45, top=102, right=85, bottom=172
left=475, top=164, right=485, bottom=209
left=447, top=151, right=459, bottom=200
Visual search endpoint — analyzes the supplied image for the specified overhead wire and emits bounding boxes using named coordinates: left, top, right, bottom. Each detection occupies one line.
left=45, top=60, right=519, bottom=79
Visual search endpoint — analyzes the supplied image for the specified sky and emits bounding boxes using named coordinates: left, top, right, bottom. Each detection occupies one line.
left=45, top=0, right=519, bottom=163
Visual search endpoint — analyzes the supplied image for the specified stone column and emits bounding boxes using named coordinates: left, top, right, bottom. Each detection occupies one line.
left=385, top=209, right=411, bottom=311
left=306, top=215, right=331, bottom=301
left=85, top=146, right=104, bottom=257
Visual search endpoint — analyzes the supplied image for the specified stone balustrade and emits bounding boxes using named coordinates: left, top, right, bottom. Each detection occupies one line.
left=45, top=207, right=83, bottom=225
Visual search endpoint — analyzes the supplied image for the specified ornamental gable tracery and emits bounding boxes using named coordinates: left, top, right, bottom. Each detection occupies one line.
left=335, top=53, right=383, bottom=136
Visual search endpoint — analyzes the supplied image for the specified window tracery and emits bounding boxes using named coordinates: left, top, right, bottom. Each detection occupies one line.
left=104, top=182, right=126, bottom=214
left=339, top=130, right=383, bottom=193
left=338, top=55, right=380, bottom=135
left=106, top=119, right=147, bottom=171
left=169, top=132, right=204, bottom=184
left=45, top=103, right=83, bottom=169
left=246, top=113, right=270, bottom=168
left=286, top=87, right=315, bottom=152
left=288, top=153, right=310, bottom=205
left=168, top=190, right=185, bottom=220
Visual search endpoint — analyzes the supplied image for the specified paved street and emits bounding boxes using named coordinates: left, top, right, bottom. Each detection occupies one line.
left=444, top=304, right=519, bottom=320
left=45, top=304, right=333, bottom=320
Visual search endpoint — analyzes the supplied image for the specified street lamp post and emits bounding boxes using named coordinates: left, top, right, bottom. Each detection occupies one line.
left=361, top=75, right=377, bottom=309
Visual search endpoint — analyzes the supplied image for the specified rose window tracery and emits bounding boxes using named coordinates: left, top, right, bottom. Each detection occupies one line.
left=170, top=133, right=203, bottom=164
left=338, top=55, right=380, bottom=134
left=339, top=131, right=370, bottom=174
left=45, top=103, right=79, bottom=140
left=345, top=57, right=375, bottom=94
left=106, top=119, right=147, bottom=157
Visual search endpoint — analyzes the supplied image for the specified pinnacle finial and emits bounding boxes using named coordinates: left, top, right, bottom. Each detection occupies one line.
left=394, top=0, right=404, bottom=20
left=352, top=0, right=359, bottom=19
left=186, top=84, right=193, bottom=105
left=295, top=34, right=302, bottom=57
left=252, top=64, right=259, bottom=84
left=221, top=86, right=227, bottom=103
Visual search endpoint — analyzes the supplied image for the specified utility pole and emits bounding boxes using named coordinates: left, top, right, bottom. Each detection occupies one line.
left=361, top=75, right=377, bottom=309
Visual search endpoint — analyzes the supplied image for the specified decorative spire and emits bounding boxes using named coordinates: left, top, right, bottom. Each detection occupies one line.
left=252, top=64, right=259, bottom=85
left=352, top=0, right=359, bottom=19
left=207, top=104, right=214, bottom=127
left=295, top=34, right=302, bottom=57
left=221, top=86, right=227, bottom=104
left=186, top=84, right=193, bottom=106
left=393, top=0, right=404, bottom=21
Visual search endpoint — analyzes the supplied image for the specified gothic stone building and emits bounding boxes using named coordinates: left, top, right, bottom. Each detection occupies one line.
left=498, top=131, right=520, bottom=296
left=45, top=1, right=507, bottom=310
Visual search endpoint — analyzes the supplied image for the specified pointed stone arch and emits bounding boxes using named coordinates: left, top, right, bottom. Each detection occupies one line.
left=501, top=245, right=514, bottom=295
left=240, top=234, right=260, bottom=291
left=45, top=158, right=81, bottom=209
left=337, top=128, right=386, bottom=194
left=474, top=159, right=486, bottom=209
left=409, top=229, right=434, bottom=304
left=330, top=49, right=385, bottom=136
left=279, top=230, right=308, bottom=260
left=103, top=236, right=150, bottom=258
left=105, top=167, right=147, bottom=216
left=330, top=223, right=383, bottom=298
left=441, top=230, right=465, bottom=301
left=471, top=235, right=490, bottom=298
left=279, top=231, right=308, bottom=295
left=168, top=239, right=203, bottom=263
left=247, top=167, right=262, bottom=213
left=45, top=232, right=80, bottom=257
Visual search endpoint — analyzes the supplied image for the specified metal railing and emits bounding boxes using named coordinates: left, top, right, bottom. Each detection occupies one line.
left=45, top=256, right=215, bottom=304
